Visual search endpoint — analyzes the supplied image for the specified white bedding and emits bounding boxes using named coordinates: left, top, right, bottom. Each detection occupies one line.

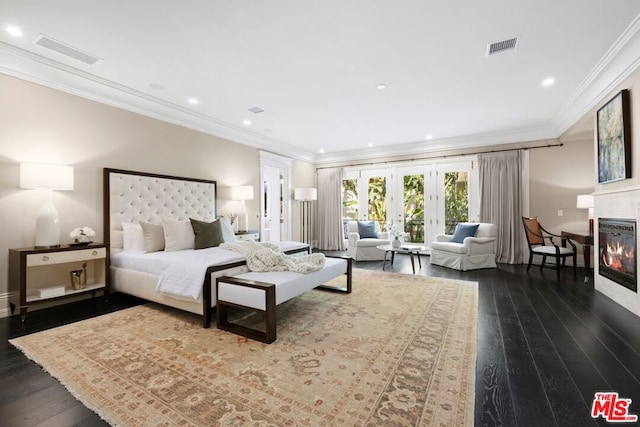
left=111, top=242, right=309, bottom=301
left=112, top=248, right=245, bottom=300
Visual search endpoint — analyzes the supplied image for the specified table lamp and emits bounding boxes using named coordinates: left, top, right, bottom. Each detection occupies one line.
left=20, top=163, right=74, bottom=247
left=576, top=194, right=594, bottom=235
left=231, top=185, right=254, bottom=232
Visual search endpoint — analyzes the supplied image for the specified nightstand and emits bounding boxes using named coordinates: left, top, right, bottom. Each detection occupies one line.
left=235, top=230, right=260, bottom=242
left=8, top=243, right=108, bottom=322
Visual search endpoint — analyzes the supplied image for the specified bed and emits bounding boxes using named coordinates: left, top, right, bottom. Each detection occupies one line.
left=103, top=168, right=309, bottom=326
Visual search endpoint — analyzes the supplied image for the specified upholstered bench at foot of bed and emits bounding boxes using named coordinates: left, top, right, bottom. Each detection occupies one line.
left=212, top=256, right=352, bottom=343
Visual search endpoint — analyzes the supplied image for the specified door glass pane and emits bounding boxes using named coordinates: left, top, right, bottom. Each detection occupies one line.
left=342, top=178, right=358, bottom=237
left=444, top=171, right=469, bottom=234
left=403, top=174, right=424, bottom=243
left=367, top=176, right=386, bottom=227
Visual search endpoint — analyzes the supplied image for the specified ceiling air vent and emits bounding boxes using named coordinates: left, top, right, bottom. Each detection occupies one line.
left=248, top=106, right=265, bottom=114
left=486, top=37, right=518, bottom=56
left=33, top=34, right=102, bottom=65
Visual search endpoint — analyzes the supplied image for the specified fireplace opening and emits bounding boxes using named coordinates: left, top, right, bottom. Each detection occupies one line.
left=599, top=218, right=637, bottom=292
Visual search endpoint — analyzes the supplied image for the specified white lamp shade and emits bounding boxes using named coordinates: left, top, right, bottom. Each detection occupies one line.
left=20, top=163, right=74, bottom=190
left=231, top=185, right=254, bottom=201
left=576, top=194, right=594, bottom=209
left=294, top=187, right=317, bottom=201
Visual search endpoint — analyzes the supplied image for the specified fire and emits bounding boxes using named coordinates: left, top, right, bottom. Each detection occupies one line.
left=602, top=240, right=634, bottom=272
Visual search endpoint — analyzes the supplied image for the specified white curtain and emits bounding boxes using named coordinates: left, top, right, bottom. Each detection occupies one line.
left=478, top=151, right=524, bottom=264
left=317, top=167, right=345, bottom=250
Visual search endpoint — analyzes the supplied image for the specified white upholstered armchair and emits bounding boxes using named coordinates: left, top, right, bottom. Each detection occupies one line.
left=346, top=220, right=390, bottom=261
left=430, top=222, right=497, bottom=271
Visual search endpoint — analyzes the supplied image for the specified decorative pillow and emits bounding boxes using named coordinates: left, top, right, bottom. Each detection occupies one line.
left=162, top=217, right=195, bottom=252
left=357, top=221, right=378, bottom=239
left=451, top=223, right=480, bottom=243
left=189, top=218, right=224, bottom=249
left=220, top=221, right=237, bottom=243
left=139, top=221, right=165, bottom=252
left=122, top=222, right=145, bottom=252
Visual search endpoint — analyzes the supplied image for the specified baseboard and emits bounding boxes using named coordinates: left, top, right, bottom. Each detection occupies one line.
left=0, top=291, right=15, bottom=318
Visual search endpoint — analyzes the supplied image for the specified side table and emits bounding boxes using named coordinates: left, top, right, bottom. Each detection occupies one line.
left=377, top=244, right=428, bottom=274
left=8, top=243, right=108, bottom=322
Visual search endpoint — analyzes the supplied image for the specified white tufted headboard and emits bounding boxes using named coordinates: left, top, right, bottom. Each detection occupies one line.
left=103, top=168, right=217, bottom=251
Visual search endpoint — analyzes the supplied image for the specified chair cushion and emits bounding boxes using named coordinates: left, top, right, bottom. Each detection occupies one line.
left=357, top=221, right=378, bottom=238
left=533, top=246, right=574, bottom=255
left=451, top=223, right=479, bottom=243
left=356, top=238, right=389, bottom=248
left=431, top=241, right=469, bottom=254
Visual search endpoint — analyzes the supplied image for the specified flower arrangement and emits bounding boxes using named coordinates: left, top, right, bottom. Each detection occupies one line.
left=227, top=212, right=239, bottom=225
left=387, top=222, right=407, bottom=240
left=69, top=226, right=96, bottom=243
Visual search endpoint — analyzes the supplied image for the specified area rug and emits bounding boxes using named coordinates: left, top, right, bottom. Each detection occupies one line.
left=10, top=270, right=477, bottom=426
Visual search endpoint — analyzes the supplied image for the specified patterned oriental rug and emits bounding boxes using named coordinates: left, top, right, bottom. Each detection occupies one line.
left=10, top=270, right=478, bottom=426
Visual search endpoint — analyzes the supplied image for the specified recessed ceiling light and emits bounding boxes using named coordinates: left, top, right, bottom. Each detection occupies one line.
left=367, top=143, right=374, bottom=147
left=319, top=149, right=325, bottom=154
left=542, top=77, right=555, bottom=87
left=425, top=134, right=433, bottom=140
left=243, top=119, right=252, bottom=126
left=6, top=25, right=23, bottom=37
left=376, top=84, right=387, bottom=90
left=187, top=97, right=199, bottom=105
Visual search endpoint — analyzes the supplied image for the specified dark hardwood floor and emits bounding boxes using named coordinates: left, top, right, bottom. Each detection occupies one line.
left=2, top=254, right=640, bottom=426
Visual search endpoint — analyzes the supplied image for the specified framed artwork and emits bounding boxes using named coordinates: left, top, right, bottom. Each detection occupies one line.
left=597, top=89, right=631, bottom=184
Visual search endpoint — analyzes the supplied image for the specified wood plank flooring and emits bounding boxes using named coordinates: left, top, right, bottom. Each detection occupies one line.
left=2, top=254, right=640, bottom=426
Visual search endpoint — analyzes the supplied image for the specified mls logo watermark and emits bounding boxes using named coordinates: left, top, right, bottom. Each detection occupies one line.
left=591, top=392, right=638, bottom=422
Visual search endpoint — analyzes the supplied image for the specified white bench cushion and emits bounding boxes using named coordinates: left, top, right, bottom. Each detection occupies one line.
left=217, top=257, right=347, bottom=310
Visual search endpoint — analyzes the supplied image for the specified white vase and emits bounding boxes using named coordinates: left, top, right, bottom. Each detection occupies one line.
left=392, top=237, right=401, bottom=248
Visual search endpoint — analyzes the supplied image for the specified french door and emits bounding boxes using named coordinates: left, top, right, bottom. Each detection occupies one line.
left=342, top=158, right=478, bottom=244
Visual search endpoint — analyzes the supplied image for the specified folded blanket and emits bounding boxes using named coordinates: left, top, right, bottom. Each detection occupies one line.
left=221, top=241, right=325, bottom=273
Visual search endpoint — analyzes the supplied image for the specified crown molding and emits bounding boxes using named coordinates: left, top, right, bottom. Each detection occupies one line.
left=551, top=15, right=640, bottom=136
left=2, top=13, right=640, bottom=167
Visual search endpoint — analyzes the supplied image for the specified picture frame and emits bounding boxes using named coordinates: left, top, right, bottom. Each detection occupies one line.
left=597, top=89, right=631, bottom=184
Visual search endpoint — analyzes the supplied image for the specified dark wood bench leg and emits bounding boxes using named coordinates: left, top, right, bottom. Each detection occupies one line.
left=215, top=277, right=277, bottom=344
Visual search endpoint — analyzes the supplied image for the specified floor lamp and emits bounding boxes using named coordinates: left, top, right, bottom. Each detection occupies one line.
left=231, top=185, right=254, bottom=232
left=20, top=163, right=74, bottom=248
left=294, top=187, right=317, bottom=247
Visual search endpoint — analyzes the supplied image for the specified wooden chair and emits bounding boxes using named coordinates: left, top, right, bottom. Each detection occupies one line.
left=522, top=217, right=577, bottom=279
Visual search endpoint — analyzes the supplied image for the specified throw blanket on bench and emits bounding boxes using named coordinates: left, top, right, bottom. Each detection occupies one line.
left=221, top=241, right=326, bottom=273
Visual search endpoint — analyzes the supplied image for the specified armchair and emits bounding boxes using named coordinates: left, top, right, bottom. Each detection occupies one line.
left=430, top=222, right=497, bottom=270
left=522, top=217, right=576, bottom=278
left=346, top=220, right=390, bottom=261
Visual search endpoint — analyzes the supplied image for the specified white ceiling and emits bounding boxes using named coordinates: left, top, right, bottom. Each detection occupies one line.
left=1, top=1, right=640, bottom=164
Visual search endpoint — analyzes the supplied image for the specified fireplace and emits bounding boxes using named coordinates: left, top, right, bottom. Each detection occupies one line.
left=599, top=218, right=637, bottom=292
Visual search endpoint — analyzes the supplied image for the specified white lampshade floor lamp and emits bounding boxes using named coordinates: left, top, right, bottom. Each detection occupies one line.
left=231, top=185, right=254, bottom=232
left=20, top=163, right=74, bottom=248
left=294, top=188, right=317, bottom=248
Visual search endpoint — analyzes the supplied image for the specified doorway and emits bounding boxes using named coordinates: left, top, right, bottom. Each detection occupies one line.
left=259, top=151, right=292, bottom=243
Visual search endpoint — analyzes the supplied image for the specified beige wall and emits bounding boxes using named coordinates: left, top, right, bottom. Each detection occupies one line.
left=0, top=74, right=315, bottom=313
left=529, top=139, right=595, bottom=234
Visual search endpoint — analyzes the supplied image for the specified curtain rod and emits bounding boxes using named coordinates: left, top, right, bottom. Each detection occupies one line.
left=315, top=142, right=564, bottom=170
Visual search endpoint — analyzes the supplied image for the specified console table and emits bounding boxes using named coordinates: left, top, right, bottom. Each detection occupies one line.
left=561, top=231, right=593, bottom=283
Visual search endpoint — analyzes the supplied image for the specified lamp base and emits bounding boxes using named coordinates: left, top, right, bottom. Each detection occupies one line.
left=34, top=200, right=61, bottom=248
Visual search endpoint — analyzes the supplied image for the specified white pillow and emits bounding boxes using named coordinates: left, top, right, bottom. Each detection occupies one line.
left=162, top=217, right=195, bottom=252
left=122, top=222, right=145, bottom=252
left=220, top=221, right=237, bottom=242
left=140, top=221, right=165, bottom=252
